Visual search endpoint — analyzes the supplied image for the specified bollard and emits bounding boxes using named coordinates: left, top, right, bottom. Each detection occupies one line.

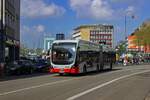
left=0, top=63, right=5, bottom=77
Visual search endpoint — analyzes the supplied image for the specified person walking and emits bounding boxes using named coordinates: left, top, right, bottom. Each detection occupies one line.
left=123, top=55, right=128, bottom=66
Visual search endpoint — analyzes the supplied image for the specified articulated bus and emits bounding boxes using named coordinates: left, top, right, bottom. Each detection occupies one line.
left=50, top=40, right=115, bottom=75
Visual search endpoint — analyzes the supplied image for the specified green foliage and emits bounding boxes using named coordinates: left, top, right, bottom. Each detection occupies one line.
left=35, top=48, right=43, bottom=55
left=20, top=44, right=29, bottom=57
left=135, top=22, right=150, bottom=46
left=20, top=44, right=43, bottom=57
left=117, top=41, right=127, bottom=55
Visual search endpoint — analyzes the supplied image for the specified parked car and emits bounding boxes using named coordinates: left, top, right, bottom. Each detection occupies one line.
left=6, top=60, right=36, bottom=75
left=33, top=59, right=51, bottom=72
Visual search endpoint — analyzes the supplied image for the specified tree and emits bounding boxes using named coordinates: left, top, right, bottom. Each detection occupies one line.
left=134, top=21, right=150, bottom=47
left=20, top=44, right=44, bottom=57
left=20, top=44, right=29, bottom=57
left=116, top=41, right=127, bottom=55
left=35, top=48, right=43, bottom=56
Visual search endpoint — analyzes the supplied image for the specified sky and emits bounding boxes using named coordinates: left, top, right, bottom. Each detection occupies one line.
left=20, top=0, right=150, bottom=48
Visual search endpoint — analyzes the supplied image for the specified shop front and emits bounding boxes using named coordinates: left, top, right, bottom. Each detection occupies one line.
left=5, top=38, right=20, bottom=63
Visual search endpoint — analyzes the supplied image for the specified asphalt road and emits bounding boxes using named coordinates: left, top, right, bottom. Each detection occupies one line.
left=0, top=64, right=150, bottom=100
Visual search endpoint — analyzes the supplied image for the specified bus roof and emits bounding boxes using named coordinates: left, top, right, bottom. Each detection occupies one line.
left=52, top=39, right=115, bottom=52
left=52, top=40, right=79, bottom=44
left=52, top=39, right=99, bottom=45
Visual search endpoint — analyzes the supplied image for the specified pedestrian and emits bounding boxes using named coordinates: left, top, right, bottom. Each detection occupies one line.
left=123, top=55, right=128, bottom=66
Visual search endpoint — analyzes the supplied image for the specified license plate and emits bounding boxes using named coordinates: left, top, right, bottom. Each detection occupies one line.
left=60, top=69, right=64, bottom=73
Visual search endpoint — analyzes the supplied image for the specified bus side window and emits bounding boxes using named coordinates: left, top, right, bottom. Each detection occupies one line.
left=77, top=49, right=83, bottom=63
left=77, top=51, right=80, bottom=63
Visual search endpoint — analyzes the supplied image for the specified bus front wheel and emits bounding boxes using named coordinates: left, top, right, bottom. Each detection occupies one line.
left=100, top=64, right=104, bottom=71
left=83, top=66, right=87, bottom=74
left=109, top=63, right=112, bottom=70
left=96, top=64, right=100, bottom=72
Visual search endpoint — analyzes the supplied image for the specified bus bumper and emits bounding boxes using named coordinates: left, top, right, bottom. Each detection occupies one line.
left=50, top=67, right=79, bottom=74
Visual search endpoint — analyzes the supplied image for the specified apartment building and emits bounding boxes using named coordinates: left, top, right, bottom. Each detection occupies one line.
left=0, top=0, right=20, bottom=64
left=72, top=24, right=114, bottom=48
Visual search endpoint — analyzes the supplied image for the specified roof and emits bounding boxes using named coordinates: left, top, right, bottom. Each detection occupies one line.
left=74, top=24, right=114, bottom=30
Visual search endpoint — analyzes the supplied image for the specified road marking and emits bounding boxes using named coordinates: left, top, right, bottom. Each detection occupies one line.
left=67, top=70, right=150, bottom=100
left=0, top=66, right=150, bottom=96
left=91, top=67, right=150, bottom=79
left=0, top=78, right=75, bottom=96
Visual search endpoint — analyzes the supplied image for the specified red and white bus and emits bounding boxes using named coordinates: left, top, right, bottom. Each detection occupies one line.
left=50, top=40, right=115, bottom=75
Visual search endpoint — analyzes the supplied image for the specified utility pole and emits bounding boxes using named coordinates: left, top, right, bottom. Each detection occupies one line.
left=124, top=15, right=127, bottom=40
left=0, top=0, right=5, bottom=76
left=124, top=15, right=127, bottom=54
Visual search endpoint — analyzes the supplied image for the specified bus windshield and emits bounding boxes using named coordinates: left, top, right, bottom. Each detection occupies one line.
left=51, top=43, right=76, bottom=65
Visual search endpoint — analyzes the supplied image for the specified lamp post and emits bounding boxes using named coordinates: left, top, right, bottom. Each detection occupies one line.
left=124, top=13, right=135, bottom=54
left=0, top=0, right=5, bottom=76
left=123, top=14, right=128, bottom=55
left=124, top=15, right=127, bottom=40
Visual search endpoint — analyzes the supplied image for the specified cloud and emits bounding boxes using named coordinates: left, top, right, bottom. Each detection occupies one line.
left=34, top=25, right=45, bottom=33
left=21, top=0, right=65, bottom=18
left=125, top=6, right=135, bottom=16
left=21, top=25, right=30, bottom=33
left=21, top=25, right=46, bottom=48
left=111, top=0, right=139, bottom=4
left=70, top=0, right=114, bottom=20
left=21, top=24, right=45, bottom=35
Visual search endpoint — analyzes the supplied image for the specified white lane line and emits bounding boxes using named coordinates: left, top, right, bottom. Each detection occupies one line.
left=91, top=68, right=150, bottom=79
left=67, top=70, right=150, bottom=100
left=0, top=78, right=75, bottom=96
left=0, top=67, right=149, bottom=96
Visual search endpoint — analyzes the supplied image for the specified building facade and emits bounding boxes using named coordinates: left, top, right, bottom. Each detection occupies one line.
left=44, top=37, right=55, bottom=52
left=0, top=0, right=20, bottom=64
left=128, top=33, right=150, bottom=53
left=72, top=24, right=114, bottom=48
left=127, top=20, right=150, bottom=53
left=56, top=33, right=65, bottom=40
left=127, top=33, right=143, bottom=52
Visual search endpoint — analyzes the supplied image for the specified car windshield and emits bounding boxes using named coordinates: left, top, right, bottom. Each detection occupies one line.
left=52, top=43, right=76, bottom=65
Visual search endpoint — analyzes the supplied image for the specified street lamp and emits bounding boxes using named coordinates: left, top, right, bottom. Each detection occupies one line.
left=124, top=15, right=127, bottom=40
left=0, top=0, right=5, bottom=76
left=0, top=0, right=4, bottom=60
left=124, top=13, right=136, bottom=40
left=124, top=12, right=136, bottom=55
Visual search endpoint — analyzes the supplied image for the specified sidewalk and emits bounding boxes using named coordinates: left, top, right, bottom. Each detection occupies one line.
left=115, top=62, right=150, bottom=67
left=0, top=73, right=51, bottom=82
left=145, top=92, right=150, bottom=100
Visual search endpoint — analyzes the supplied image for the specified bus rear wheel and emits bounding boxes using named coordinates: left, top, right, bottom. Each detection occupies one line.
left=109, top=63, right=112, bottom=70
left=100, top=64, right=104, bottom=71
left=96, top=64, right=100, bottom=72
